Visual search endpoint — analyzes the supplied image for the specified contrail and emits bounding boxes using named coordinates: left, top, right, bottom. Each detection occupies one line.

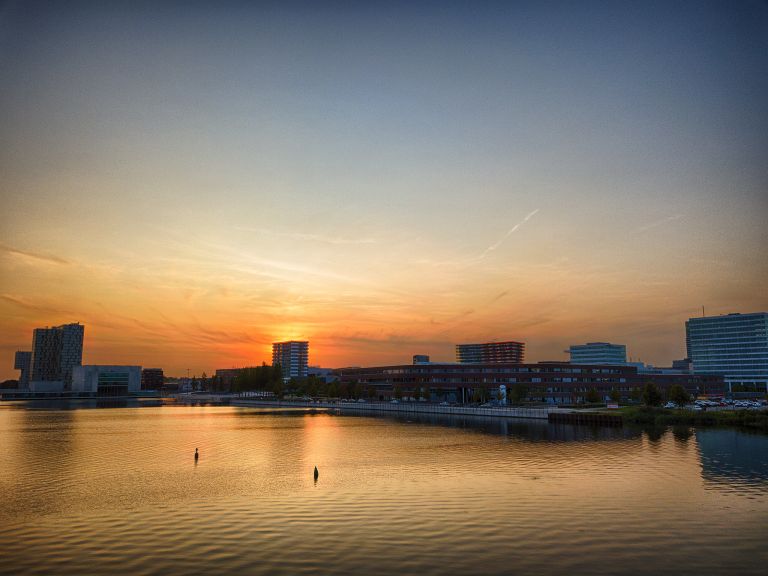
left=631, top=214, right=682, bottom=235
left=475, top=208, right=539, bottom=260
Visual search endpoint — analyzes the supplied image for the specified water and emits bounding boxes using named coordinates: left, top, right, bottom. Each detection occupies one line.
left=1, top=401, right=767, bottom=575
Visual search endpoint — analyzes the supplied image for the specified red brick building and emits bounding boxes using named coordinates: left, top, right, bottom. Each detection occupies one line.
left=335, top=362, right=724, bottom=404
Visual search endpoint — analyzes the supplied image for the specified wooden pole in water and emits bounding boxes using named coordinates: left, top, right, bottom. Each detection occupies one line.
left=314, top=466, right=319, bottom=480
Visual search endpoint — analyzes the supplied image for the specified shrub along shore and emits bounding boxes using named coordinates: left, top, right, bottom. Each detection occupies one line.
left=617, top=406, right=768, bottom=432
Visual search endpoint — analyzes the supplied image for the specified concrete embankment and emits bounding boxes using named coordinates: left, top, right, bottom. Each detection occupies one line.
left=225, top=398, right=560, bottom=420
left=175, top=395, right=632, bottom=425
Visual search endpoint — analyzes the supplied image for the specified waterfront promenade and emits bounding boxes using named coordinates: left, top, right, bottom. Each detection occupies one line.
left=176, top=394, right=563, bottom=420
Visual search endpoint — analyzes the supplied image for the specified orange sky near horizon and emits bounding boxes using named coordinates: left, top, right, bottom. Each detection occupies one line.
left=1, top=211, right=765, bottom=380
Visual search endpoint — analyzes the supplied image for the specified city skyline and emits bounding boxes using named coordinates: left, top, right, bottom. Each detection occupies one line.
left=1, top=1, right=767, bottom=379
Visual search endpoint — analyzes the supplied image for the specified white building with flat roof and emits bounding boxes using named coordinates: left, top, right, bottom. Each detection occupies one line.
left=272, top=341, right=309, bottom=380
left=72, top=365, right=141, bottom=396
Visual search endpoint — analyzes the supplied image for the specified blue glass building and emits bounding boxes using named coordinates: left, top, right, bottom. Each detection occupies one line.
left=568, top=342, right=627, bottom=365
left=686, top=313, right=768, bottom=392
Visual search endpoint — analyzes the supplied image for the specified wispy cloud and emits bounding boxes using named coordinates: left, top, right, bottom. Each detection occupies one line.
left=236, top=227, right=377, bottom=245
left=0, top=242, right=70, bottom=265
left=0, top=294, right=68, bottom=315
left=631, top=214, right=683, bottom=235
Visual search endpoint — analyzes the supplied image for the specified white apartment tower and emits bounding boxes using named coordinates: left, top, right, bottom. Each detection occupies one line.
left=272, top=341, right=309, bottom=380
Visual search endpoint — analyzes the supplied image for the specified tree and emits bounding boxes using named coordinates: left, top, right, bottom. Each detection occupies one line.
left=630, top=387, right=642, bottom=403
left=367, top=385, right=377, bottom=400
left=586, top=388, right=600, bottom=404
left=510, top=383, right=529, bottom=404
left=272, top=379, right=284, bottom=399
left=668, top=384, right=690, bottom=407
left=609, top=388, right=621, bottom=403
left=422, top=387, right=430, bottom=401
left=393, top=385, right=402, bottom=400
left=642, top=382, right=663, bottom=407
left=271, top=363, right=283, bottom=385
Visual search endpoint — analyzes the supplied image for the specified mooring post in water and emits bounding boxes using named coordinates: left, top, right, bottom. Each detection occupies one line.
left=314, top=466, right=319, bottom=480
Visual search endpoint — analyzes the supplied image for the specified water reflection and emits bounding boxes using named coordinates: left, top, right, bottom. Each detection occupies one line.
left=696, top=429, right=768, bottom=488
left=0, top=404, right=766, bottom=576
left=11, top=397, right=165, bottom=410
left=336, top=408, right=642, bottom=443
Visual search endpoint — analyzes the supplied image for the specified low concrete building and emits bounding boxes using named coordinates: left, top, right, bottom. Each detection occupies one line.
left=307, top=366, right=337, bottom=383
left=72, top=365, right=141, bottom=396
left=29, top=380, right=64, bottom=393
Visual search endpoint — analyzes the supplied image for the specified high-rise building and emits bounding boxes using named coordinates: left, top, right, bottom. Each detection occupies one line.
left=686, top=312, right=768, bottom=392
left=141, top=368, right=164, bottom=390
left=272, top=341, right=309, bottom=380
left=456, top=341, right=525, bottom=364
left=568, top=342, right=627, bottom=365
left=14, top=351, right=31, bottom=388
left=72, top=365, right=141, bottom=396
left=29, top=323, right=84, bottom=390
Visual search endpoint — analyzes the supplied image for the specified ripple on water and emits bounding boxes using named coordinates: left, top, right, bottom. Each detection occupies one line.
left=0, top=405, right=767, bottom=576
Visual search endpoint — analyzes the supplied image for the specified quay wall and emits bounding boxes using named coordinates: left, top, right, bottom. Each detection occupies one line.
left=181, top=395, right=561, bottom=420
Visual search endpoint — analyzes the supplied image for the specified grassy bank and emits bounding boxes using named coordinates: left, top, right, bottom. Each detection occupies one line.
left=617, top=406, right=768, bottom=432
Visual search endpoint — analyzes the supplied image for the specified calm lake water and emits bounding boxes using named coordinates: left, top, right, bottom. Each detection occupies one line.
left=1, top=401, right=767, bottom=575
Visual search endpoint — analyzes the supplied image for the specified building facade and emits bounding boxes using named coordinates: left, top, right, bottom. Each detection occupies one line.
left=72, top=365, right=141, bottom=396
left=29, top=323, right=84, bottom=391
left=214, top=368, right=242, bottom=389
left=456, top=341, right=525, bottom=364
left=307, top=366, right=337, bottom=383
left=335, top=362, right=724, bottom=404
left=14, top=351, right=31, bottom=388
left=686, top=312, right=768, bottom=392
left=272, top=341, right=309, bottom=380
left=568, top=342, right=627, bottom=364
left=141, top=368, right=164, bottom=390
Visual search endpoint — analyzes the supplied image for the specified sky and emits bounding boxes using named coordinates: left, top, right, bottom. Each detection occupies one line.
left=1, top=0, right=767, bottom=379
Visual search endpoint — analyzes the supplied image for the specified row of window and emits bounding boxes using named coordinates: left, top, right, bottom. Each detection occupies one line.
left=377, top=367, right=625, bottom=376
